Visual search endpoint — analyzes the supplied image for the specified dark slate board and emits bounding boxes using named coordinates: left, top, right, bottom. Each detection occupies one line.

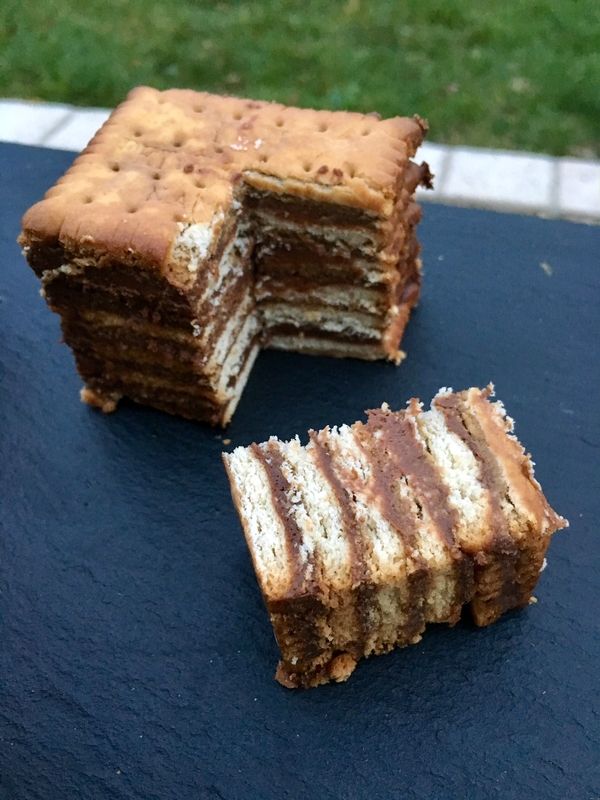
left=1, top=142, right=599, bottom=800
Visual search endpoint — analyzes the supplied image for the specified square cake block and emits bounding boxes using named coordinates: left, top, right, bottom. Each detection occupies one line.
left=19, top=87, right=431, bottom=426
left=223, top=386, right=567, bottom=688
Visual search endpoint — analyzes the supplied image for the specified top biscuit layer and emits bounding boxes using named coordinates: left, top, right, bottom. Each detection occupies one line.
left=21, top=86, right=427, bottom=272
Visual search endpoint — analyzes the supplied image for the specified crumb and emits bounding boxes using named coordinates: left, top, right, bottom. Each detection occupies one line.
left=329, top=653, right=357, bottom=683
left=80, top=386, right=119, bottom=413
left=529, top=595, right=538, bottom=604
left=539, top=261, right=553, bottom=276
left=223, top=438, right=232, bottom=445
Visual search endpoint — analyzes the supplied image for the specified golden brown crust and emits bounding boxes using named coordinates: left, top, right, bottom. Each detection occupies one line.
left=20, top=86, right=427, bottom=274
left=466, top=386, right=568, bottom=536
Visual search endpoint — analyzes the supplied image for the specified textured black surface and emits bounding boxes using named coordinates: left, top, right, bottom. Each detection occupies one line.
left=1, top=142, right=599, bottom=800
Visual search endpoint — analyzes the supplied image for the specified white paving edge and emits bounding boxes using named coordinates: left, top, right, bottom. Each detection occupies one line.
left=43, top=108, right=112, bottom=150
left=1, top=99, right=598, bottom=222
left=443, top=147, right=554, bottom=210
left=0, top=99, right=74, bottom=146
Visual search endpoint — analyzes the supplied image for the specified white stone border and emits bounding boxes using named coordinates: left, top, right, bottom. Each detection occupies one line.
left=1, top=99, right=598, bottom=223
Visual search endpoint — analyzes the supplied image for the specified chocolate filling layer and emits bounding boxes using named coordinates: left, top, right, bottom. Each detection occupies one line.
left=434, top=392, right=519, bottom=616
left=89, top=382, right=227, bottom=425
left=262, top=324, right=382, bottom=345
left=245, top=191, right=377, bottom=227
left=363, top=407, right=475, bottom=612
left=308, top=432, right=373, bottom=653
left=62, top=319, right=200, bottom=361
left=85, top=374, right=221, bottom=411
left=47, top=263, right=186, bottom=296
left=45, top=278, right=194, bottom=328
left=243, top=161, right=429, bottom=229
left=351, top=422, right=429, bottom=641
left=365, top=409, right=458, bottom=551
left=254, top=250, right=390, bottom=285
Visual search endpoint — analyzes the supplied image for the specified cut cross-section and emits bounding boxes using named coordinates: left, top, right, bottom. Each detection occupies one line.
left=223, top=386, right=568, bottom=687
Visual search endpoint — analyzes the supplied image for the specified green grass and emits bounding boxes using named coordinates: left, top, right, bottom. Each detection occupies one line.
left=2, top=0, right=599, bottom=157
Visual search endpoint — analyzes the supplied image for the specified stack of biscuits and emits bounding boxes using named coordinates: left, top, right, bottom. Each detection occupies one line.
left=223, top=386, right=568, bottom=687
left=20, top=87, right=431, bottom=425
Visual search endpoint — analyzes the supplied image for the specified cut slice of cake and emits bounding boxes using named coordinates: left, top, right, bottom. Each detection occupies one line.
left=19, top=87, right=431, bottom=425
left=223, top=386, right=567, bottom=688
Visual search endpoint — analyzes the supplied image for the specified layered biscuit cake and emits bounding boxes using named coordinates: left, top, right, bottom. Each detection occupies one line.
left=20, top=87, right=431, bottom=425
left=223, top=386, right=567, bottom=688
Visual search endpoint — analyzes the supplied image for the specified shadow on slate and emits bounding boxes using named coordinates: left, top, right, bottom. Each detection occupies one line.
left=1, top=142, right=599, bottom=800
